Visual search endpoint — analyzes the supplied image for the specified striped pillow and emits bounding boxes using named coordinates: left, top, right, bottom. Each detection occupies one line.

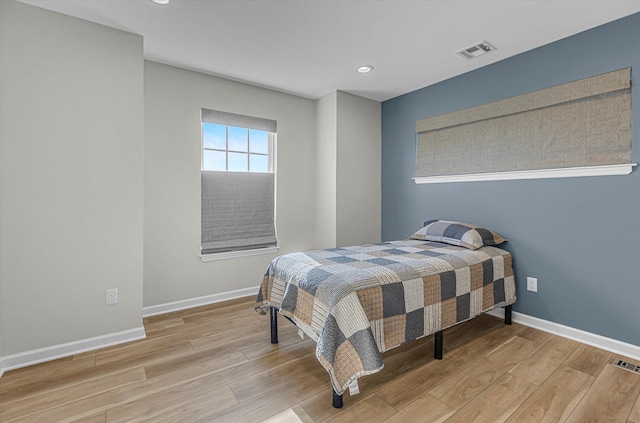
left=410, top=219, right=506, bottom=250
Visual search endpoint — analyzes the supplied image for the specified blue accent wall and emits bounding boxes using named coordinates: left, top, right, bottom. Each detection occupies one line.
left=381, top=13, right=640, bottom=347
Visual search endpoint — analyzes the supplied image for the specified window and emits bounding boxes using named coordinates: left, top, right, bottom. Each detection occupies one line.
left=202, top=124, right=274, bottom=173
left=200, top=109, right=277, bottom=257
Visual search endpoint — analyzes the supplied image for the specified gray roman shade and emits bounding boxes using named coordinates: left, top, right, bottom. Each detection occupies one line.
left=201, top=171, right=276, bottom=254
left=415, top=67, right=632, bottom=179
left=202, top=108, right=277, bottom=132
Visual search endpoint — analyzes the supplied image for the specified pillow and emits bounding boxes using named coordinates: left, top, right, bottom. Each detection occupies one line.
left=410, top=219, right=506, bottom=250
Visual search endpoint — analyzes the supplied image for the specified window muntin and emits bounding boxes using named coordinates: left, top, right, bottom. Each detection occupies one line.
left=202, top=123, right=273, bottom=173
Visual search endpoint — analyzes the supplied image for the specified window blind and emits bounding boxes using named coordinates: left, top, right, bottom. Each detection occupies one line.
left=414, top=67, right=632, bottom=179
left=202, top=108, right=277, bottom=132
left=201, top=171, right=276, bottom=254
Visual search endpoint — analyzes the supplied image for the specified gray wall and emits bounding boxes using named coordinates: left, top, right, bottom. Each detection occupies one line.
left=0, top=1, right=144, bottom=355
left=314, top=91, right=382, bottom=248
left=144, top=61, right=318, bottom=307
left=336, top=91, right=381, bottom=247
left=144, top=75, right=382, bottom=306
left=381, top=13, right=640, bottom=347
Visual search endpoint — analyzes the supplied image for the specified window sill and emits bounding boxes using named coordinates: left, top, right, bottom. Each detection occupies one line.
left=200, top=246, right=279, bottom=262
left=413, top=163, right=637, bottom=184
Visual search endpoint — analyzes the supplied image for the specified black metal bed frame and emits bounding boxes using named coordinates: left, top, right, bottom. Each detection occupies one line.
left=269, top=304, right=513, bottom=409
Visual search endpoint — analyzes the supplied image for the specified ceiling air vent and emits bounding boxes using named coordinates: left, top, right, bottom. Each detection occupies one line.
left=456, top=41, right=497, bottom=60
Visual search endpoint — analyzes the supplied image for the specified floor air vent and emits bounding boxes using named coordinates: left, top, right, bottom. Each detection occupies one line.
left=611, top=359, right=640, bottom=374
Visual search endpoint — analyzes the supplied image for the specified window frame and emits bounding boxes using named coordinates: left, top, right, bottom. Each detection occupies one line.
left=199, top=110, right=278, bottom=261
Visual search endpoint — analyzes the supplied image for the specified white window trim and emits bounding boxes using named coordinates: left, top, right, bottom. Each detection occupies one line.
left=413, top=163, right=637, bottom=184
left=200, top=245, right=279, bottom=262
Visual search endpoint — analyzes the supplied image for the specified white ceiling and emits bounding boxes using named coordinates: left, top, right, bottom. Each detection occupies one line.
left=19, top=0, right=640, bottom=102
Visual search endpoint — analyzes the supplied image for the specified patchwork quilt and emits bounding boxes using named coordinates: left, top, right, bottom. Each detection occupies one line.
left=254, top=240, right=516, bottom=395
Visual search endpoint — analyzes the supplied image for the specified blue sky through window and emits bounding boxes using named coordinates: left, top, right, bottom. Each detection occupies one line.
left=228, top=126, right=248, bottom=152
left=203, top=123, right=226, bottom=150
left=250, top=129, right=268, bottom=154
left=203, top=123, right=270, bottom=172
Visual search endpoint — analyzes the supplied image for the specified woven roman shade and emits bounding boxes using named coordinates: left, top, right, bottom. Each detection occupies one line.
left=414, top=68, right=632, bottom=179
left=202, top=108, right=277, bottom=132
left=201, top=171, right=276, bottom=254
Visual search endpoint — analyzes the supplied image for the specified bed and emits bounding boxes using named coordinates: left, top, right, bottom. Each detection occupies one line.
left=254, top=220, right=516, bottom=408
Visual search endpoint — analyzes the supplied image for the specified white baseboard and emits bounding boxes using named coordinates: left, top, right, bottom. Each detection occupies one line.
left=142, top=286, right=260, bottom=318
left=0, top=326, right=146, bottom=377
left=6, top=292, right=634, bottom=378
left=487, top=308, right=640, bottom=362
left=0, top=287, right=259, bottom=377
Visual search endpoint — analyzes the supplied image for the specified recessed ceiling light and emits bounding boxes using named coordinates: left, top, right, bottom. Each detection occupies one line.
left=152, top=0, right=170, bottom=4
left=357, top=65, right=374, bottom=74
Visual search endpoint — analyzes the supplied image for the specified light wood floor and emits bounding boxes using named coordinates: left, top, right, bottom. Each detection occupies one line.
left=2, top=296, right=640, bottom=423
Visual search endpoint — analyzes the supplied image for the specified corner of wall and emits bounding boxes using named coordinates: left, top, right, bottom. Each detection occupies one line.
left=335, top=92, right=382, bottom=246
left=314, top=92, right=338, bottom=249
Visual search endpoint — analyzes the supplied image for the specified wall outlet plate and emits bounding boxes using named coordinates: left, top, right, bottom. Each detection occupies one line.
left=526, top=277, right=538, bottom=292
left=106, top=288, right=118, bottom=305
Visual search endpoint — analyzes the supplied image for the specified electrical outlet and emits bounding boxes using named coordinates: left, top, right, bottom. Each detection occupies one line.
left=526, top=277, right=538, bottom=292
left=106, top=288, right=118, bottom=305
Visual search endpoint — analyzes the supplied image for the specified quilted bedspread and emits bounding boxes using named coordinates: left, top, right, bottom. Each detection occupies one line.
left=254, top=240, right=516, bottom=395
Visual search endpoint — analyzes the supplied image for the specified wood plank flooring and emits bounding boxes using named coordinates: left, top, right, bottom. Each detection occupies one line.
left=1, top=296, right=639, bottom=422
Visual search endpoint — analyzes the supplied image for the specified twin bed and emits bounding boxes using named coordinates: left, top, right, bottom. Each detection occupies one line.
left=255, top=220, right=516, bottom=408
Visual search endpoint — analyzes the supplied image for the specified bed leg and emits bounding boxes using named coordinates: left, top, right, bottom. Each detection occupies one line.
left=270, top=307, right=279, bottom=344
left=332, top=389, right=343, bottom=408
left=434, top=330, right=443, bottom=360
left=505, top=305, right=513, bottom=325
